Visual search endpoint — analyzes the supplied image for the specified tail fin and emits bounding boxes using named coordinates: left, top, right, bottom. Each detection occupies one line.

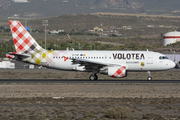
left=9, top=20, right=44, bottom=54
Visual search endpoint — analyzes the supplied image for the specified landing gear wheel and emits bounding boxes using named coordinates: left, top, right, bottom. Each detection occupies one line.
left=147, top=76, right=152, bottom=81
left=89, top=75, right=98, bottom=80
left=89, top=75, right=95, bottom=80
left=94, top=75, right=98, bottom=80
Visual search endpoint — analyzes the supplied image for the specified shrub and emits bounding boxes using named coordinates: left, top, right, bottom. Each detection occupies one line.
left=106, top=106, right=132, bottom=119
left=142, top=113, right=165, bottom=120
left=86, top=111, right=94, bottom=118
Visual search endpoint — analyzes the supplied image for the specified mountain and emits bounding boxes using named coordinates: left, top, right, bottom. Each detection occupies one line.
left=0, top=0, right=180, bottom=18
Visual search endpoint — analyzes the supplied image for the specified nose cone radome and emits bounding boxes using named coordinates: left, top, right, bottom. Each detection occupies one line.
left=169, top=61, right=176, bottom=69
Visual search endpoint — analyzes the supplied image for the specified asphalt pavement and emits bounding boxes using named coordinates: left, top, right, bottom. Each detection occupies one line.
left=0, top=79, right=179, bottom=83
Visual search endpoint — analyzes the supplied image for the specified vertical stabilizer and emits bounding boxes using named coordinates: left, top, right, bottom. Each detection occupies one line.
left=9, top=20, right=44, bottom=54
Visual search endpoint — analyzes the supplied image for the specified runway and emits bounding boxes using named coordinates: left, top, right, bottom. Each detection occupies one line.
left=0, top=79, right=180, bottom=83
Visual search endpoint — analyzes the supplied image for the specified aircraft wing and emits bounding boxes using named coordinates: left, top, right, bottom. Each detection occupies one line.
left=71, top=58, right=108, bottom=69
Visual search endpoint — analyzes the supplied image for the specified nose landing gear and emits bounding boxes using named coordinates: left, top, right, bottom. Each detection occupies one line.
left=147, top=71, right=152, bottom=80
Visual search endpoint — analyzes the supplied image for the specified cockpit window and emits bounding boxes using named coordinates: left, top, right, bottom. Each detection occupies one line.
left=159, top=56, right=168, bottom=60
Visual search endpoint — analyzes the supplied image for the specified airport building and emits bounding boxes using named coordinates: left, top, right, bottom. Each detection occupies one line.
left=13, top=0, right=29, bottom=3
left=163, top=31, right=180, bottom=46
left=0, top=61, right=15, bottom=69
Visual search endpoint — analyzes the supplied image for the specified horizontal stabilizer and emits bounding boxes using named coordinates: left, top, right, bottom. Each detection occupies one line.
left=6, top=52, right=30, bottom=60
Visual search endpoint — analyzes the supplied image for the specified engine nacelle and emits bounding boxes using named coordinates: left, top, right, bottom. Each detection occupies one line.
left=100, top=66, right=127, bottom=78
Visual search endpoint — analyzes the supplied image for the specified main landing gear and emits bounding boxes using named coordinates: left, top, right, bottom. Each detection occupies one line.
left=89, top=74, right=98, bottom=80
left=147, top=71, right=152, bottom=80
left=89, top=70, right=99, bottom=80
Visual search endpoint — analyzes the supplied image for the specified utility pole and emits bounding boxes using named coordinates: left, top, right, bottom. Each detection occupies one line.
left=42, top=20, right=48, bottom=50
left=101, top=21, right=103, bottom=37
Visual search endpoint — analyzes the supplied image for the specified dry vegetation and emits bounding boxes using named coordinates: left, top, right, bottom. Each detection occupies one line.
left=0, top=97, right=179, bottom=120
left=106, top=106, right=132, bottom=119
left=28, top=14, right=180, bottom=31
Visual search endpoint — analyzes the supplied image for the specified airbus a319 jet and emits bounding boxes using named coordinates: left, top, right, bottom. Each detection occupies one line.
left=6, top=20, right=175, bottom=80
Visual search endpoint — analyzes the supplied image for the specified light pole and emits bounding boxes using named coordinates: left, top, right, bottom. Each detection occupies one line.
left=42, top=20, right=48, bottom=50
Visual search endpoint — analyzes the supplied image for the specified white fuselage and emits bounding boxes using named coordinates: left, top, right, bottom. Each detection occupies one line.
left=40, top=50, right=175, bottom=72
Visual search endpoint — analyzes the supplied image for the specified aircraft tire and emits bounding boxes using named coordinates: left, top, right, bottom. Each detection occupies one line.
left=94, top=75, right=98, bottom=80
left=89, top=75, right=96, bottom=80
left=147, top=77, right=152, bottom=80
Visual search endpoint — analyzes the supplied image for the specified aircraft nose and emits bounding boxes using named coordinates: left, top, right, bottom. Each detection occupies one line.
left=170, top=61, right=176, bottom=68
left=166, top=60, right=176, bottom=69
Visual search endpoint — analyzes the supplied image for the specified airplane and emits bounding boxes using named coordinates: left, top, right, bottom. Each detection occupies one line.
left=6, top=20, right=175, bottom=80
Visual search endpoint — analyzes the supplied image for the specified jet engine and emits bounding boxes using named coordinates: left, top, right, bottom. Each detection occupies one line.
left=174, top=61, right=180, bottom=69
left=100, top=66, right=127, bottom=78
